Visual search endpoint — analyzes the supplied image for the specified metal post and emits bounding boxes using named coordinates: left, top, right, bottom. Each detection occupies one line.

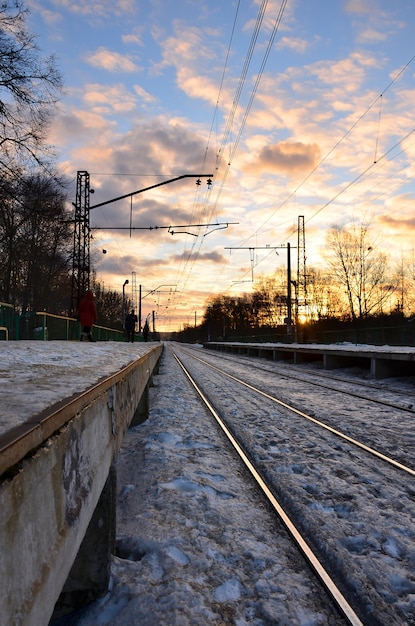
left=139, top=284, right=142, bottom=333
left=287, top=243, right=292, bottom=337
left=122, top=279, right=129, bottom=329
left=70, top=171, right=92, bottom=317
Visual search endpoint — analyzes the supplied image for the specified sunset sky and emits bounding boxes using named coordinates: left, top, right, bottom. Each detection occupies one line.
left=27, top=0, right=415, bottom=331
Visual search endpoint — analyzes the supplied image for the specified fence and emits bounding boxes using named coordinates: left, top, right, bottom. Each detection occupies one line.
left=315, top=324, right=415, bottom=347
left=208, top=323, right=415, bottom=347
left=21, top=312, right=128, bottom=342
left=0, top=306, right=131, bottom=342
left=0, top=302, right=18, bottom=340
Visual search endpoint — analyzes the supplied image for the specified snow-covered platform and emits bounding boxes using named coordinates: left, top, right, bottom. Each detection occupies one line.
left=0, top=341, right=162, bottom=433
left=0, top=340, right=163, bottom=625
left=205, top=341, right=415, bottom=379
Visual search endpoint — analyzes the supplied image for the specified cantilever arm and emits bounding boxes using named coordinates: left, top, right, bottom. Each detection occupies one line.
left=90, top=174, right=213, bottom=210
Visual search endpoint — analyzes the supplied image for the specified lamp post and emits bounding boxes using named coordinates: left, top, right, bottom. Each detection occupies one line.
left=122, top=279, right=129, bottom=329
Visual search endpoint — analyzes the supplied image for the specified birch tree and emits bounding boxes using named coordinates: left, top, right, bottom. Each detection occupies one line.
left=325, top=221, right=392, bottom=320
left=0, top=0, right=62, bottom=174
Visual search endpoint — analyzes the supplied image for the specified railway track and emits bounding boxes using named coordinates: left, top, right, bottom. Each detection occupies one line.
left=170, top=342, right=415, bottom=626
left=201, top=346, right=415, bottom=413
left=182, top=344, right=415, bottom=471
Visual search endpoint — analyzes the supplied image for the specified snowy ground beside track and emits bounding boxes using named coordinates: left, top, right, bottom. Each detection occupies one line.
left=1, top=340, right=414, bottom=624
left=52, top=344, right=347, bottom=626
left=66, top=343, right=415, bottom=626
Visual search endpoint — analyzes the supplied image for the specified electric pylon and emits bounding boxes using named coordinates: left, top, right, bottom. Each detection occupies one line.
left=70, top=171, right=92, bottom=316
left=297, top=215, right=307, bottom=316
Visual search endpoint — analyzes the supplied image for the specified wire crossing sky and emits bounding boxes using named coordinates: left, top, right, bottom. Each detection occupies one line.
left=27, top=0, right=415, bottom=330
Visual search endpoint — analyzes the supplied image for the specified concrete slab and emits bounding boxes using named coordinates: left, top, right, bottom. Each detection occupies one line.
left=0, top=342, right=163, bottom=626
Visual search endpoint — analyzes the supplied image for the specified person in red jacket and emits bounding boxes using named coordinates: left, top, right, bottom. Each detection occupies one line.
left=78, top=290, right=98, bottom=342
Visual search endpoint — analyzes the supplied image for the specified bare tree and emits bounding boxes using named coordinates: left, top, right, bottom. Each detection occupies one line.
left=201, top=294, right=256, bottom=339
left=0, top=0, right=62, bottom=174
left=324, top=221, right=392, bottom=321
left=305, top=268, right=346, bottom=320
left=91, top=279, right=133, bottom=328
left=0, top=176, right=19, bottom=303
left=392, top=251, right=415, bottom=316
left=253, top=269, right=289, bottom=326
left=0, top=174, right=72, bottom=312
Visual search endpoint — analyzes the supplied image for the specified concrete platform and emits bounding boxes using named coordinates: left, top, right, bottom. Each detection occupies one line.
left=204, top=341, right=415, bottom=380
left=0, top=341, right=163, bottom=626
left=0, top=341, right=162, bottom=434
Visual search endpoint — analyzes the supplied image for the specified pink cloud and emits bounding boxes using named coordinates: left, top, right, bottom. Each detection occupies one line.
left=243, top=140, right=321, bottom=176
left=85, top=47, right=140, bottom=72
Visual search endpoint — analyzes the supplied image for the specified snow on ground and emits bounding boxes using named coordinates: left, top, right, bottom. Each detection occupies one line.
left=52, top=344, right=344, bottom=626
left=173, top=345, right=415, bottom=623
left=0, top=341, right=159, bottom=430
left=224, top=341, right=415, bottom=355
left=2, top=340, right=414, bottom=624
left=1, top=340, right=413, bottom=432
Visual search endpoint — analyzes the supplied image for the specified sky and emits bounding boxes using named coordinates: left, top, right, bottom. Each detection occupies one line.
left=25, top=0, right=415, bottom=331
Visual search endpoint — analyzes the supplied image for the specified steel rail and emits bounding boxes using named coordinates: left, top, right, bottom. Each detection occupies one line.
left=203, top=347, right=415, bottom=414
left=172, top=347, right=364, bottom=626
left=178, top=346, right=415, bottom=478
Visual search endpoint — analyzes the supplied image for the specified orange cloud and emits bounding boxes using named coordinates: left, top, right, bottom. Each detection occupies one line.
left=345, top=0, right=378, bottom=14
left=379, top=215, right=415, bottom=231
left=172, top=250, right=226, bottom=263
left=276, top=36, right=310, bottom=54
left=243, top=140, right=321, bottom=176
left=56, top=0, right=136, bottom=19
left=85, top=47, right=140, bottom=72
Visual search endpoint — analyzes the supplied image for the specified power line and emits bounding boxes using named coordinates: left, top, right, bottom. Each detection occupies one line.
left=172, top=0, right=289, bottom=309
left=169, top=1, right=273, bottom=321
left=211, top=0, right=288, bottom=210
left=306, top=125, right=415, bottom=225
left=238, top=53, right=415, bottom=247
left=168, top=2, right=244, bottom=316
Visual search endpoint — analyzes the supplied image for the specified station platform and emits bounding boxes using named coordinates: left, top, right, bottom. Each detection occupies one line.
left=0, top=341, right=160, bottom=436
left=204, top=341, right=415, bottom=380
left=0, top=340, right=163, bottom=625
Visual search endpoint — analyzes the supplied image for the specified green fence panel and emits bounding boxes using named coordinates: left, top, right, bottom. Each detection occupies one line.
left=0, top=302, right=19, bottom=340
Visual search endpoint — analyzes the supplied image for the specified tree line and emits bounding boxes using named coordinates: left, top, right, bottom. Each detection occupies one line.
left=0, top=1, right=130, bottom=328
left=176, top=221, right=415, bottom=343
